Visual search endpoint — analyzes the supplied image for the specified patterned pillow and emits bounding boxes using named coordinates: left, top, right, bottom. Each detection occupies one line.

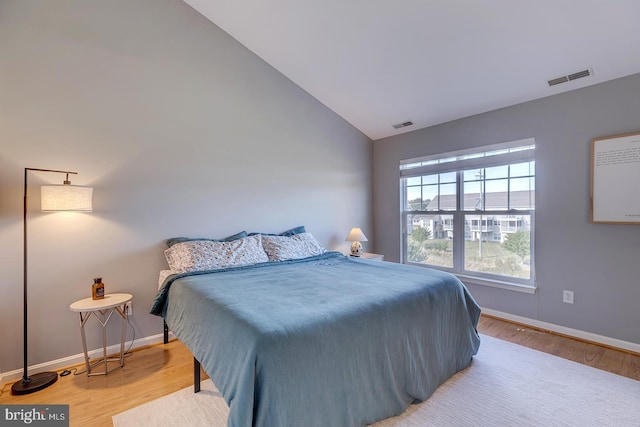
left=261, top=233, right=326, bottom=261
left=164, top=234, right=269, bottom=273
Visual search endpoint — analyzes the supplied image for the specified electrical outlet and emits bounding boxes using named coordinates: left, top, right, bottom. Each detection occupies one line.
left=125, top=301, right=133, bottom=316
left=562, top=290, right=574, bottom=304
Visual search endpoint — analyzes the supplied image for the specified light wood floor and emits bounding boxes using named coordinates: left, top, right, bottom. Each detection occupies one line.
left=1, top=315, right=638, bottom=427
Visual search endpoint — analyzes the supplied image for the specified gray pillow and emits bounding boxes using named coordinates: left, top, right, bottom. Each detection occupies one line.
left=166, top=231, right=248, bottom=248
left=248, top=226, right=306, bottom=237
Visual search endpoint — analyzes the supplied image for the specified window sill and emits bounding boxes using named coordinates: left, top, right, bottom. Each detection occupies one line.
left=404, top=261, right=536, bottom=294
left=455, top=274, right=536, bottom=294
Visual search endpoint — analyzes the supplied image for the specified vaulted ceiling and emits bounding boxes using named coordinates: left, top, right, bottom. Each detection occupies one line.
left=184, top=0, right=640, bottom=140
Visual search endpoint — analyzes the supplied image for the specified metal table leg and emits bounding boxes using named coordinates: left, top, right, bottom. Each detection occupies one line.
left=77, top=303, right=128, bottom=376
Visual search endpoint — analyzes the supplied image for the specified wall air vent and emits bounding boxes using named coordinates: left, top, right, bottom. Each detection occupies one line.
left=547, top=68, right=593, bottom=87
left=393, top=121, right=414, bottom=129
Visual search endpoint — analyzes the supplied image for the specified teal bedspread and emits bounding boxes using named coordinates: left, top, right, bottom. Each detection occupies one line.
left=151, top=252, right=480, bottom=427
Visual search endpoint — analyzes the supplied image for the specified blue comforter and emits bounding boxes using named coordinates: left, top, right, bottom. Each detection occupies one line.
left=151, top=252, right=480, bottom=427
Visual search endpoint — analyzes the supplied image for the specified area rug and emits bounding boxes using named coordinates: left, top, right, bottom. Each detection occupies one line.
left=113, top=335, right=640, bottom=426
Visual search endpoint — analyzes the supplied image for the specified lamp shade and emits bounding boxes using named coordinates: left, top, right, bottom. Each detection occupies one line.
left=41, top=185, right=93, bottom=211
left=345, top=227, right=368, bottom=242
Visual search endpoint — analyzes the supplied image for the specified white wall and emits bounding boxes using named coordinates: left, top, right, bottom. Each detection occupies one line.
left=0, top=0, right=372, bottom=373
left=373, top=73, right=640, bottom=345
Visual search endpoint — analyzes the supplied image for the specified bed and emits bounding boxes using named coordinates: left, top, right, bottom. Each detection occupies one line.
left=151, top=232, right=480, bottom=427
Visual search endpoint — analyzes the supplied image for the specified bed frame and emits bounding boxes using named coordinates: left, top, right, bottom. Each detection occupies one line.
left=164, top=319, right=201, bottom=393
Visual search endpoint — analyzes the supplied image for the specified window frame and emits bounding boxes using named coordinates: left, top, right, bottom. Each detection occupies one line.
left=400, top=138, right=536, bottom=293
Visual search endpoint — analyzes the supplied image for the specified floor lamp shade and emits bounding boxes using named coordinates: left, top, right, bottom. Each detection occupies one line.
left=41, top=185, right=93, bottom=211
left=12, top=168, right=93, bottom=395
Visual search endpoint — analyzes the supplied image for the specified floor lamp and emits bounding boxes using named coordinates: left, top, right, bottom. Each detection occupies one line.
left=11, top=168, right=93, bottom=395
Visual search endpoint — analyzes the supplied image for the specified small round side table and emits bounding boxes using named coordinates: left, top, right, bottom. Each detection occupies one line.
left=70, top=293, right=132, bottom=376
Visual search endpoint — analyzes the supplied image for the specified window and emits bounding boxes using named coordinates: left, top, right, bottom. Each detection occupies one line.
left=400, top=139, right=535, bottom=291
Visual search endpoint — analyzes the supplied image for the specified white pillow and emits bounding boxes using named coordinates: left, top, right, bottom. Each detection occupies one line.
left=261, top=232, right=326, bottom=261
left=164, top=234, right=269, bottom=273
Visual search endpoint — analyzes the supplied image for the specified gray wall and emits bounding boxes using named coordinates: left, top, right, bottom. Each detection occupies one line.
left=373, top=73, right=640, bottom=345
left=0, top=0, right=372, bottom=372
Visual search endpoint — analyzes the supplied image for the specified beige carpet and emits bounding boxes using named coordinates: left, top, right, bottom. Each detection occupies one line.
left=113, top=335, right=640, bottom=426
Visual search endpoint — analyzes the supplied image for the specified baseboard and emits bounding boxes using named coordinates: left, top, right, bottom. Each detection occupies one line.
left=0, top=331, right=175, bottom=390
left=482, top=308, right=640, bottom=354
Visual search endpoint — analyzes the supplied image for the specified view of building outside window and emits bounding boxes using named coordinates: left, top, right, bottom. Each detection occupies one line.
left=402, top=146, right=535, bottom=284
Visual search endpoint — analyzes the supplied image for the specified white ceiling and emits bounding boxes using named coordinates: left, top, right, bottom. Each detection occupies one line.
left=184, top=0, right=640, bottom=140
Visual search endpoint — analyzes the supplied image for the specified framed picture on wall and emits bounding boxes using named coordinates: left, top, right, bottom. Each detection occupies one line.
left=591, top=131, right=640, bottom=224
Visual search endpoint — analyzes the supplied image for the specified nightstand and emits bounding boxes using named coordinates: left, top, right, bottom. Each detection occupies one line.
left=70, top=293, right=132, bottom=376
left=358, top=252, right=384, bottom=261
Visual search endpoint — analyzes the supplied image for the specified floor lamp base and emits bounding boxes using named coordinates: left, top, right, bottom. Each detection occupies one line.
left=11, top=371, right=58, bottom=395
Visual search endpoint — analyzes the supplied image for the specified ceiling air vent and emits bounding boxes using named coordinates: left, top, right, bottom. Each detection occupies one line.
left=393, top=121, right=413, bottom=129
left=547, top=68, right=593, bottom=87
left=548, top=76, right=569, bottom=86
left=568, top=69, right=591, bottom=81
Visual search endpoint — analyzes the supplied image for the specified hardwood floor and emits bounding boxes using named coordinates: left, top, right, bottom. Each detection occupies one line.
left=1, top=315, right=638, bottom=427
left=479, top=314, right=640, bottom=380
left=0, top=340, right=209, bottom=427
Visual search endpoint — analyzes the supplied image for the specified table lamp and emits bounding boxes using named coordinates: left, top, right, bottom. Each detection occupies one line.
left=345, top=227, right=368, bottom=257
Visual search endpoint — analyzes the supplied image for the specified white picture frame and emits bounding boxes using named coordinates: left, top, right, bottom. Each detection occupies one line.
left=591, top=131, right=640, bottom=224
